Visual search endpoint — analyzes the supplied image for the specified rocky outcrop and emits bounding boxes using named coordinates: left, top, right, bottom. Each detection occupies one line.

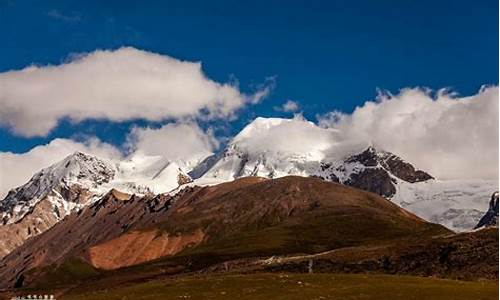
left=346, top=168, right=396, bottom=198
left=475, top=192, right=499, bottom=229
left=319, top=147, right=433, bottom=198
left=377, top=151, right=433, bottom=183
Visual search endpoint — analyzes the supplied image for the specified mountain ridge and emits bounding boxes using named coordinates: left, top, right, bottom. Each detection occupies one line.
left=0, top=117, right=497, bottom=259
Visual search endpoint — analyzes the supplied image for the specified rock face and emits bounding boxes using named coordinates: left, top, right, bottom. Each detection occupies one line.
left=475, top=192, right=499, bottom=229
left=319, top=147, right=433, bottom=198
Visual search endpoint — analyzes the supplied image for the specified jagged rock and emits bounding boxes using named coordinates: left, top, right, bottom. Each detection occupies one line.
left=475, top=192, right=499, bottom=229
left=177, top=172, right=193, bottom=185
left=319, top=147, right=432, bottom=197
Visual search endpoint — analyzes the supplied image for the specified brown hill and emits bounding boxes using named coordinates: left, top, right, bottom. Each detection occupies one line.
left=1, top=176, right=451, bottom=289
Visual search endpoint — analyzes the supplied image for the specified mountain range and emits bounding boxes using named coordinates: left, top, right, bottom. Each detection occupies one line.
left=1, top=117, right=496, bottom=258
left=0, top=117, right=498, bottom=294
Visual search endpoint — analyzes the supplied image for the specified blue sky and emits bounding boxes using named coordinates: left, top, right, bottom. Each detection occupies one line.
left=0, top=0, right=498, bottom=153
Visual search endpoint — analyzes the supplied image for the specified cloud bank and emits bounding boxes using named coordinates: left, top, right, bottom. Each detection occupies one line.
left=0, top=47, right=269, bottom=137
left=127, top=122, right=218, bottom=164
left=319, top=86, right=499, bottom=180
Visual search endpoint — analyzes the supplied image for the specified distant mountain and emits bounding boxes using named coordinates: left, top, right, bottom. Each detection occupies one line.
left=193, top=118, right=433, bottom=198
left=0, top=176, right=452, bottom=289
left=475, top=192, right=499, bottom=229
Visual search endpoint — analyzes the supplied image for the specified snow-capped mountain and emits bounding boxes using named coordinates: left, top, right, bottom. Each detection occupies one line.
left=0, top=152, right=117, bottom=257
left=111, top=153, right=193, bottom=195
left=192, top=118, right=329, bottom=180
left=1, top=152, right=116, bottom=225
left=0, top=151, right=192, bottom=257
left=194, top=118, right=432, bottom=198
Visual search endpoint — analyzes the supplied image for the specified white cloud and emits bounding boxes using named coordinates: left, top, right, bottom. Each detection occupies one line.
left=274, top=100, right=300, bottom=112
left=0, top=47, right=270, bottom=137
left=0, top=138, right=121, bottom=198
left=233, top=116, right=337, bottom=160
left=318, top=86, right=499, bottom=180
left=247, top=76, right=276, bottom=104
left=126, top=122, right=218, bottom=164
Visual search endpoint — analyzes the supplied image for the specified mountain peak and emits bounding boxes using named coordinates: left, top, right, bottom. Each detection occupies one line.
left=66, top=150, right=94, bottom=161
left=232, top=117, right=291, bottom=143
left=0, top=151, right=117, bottom=225
left=46, top=151, right=116, bottom=185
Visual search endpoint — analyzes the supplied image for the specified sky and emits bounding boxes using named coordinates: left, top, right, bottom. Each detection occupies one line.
left=0, top=0, right=498, bottom=194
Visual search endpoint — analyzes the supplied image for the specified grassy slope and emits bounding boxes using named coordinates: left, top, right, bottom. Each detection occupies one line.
left=61, top=273, right=499, bottom=300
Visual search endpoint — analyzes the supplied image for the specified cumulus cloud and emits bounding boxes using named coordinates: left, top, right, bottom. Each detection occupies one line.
left=275, top=100, right=300, bottom=112
left=0, top=47, right=270, bottom=137
left=318, top=86, right=499, bottom=180
left=126, top=122, right=218, bottom=164
left=0, top=138, right=121, bottom=198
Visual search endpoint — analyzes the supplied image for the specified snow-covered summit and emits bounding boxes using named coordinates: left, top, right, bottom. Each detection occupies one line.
left=0, top=151, right=116, bottom=224
left=231, top=117, right=291, bottom=142
left=196, top=117, right=336, bottom=180
left=195, top=118, right=432, bottom=197
left=112, top=153, right=192, bottom=195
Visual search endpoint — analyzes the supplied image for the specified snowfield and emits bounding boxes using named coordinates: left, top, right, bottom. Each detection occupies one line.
left=393, top=179, right=498, bottom=231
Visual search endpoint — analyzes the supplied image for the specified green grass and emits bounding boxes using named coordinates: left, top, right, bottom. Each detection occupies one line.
left=62, top=273, right=498, bottom=300
left=30, top=258, right=100, bottom=289
left=180, top=209, right=447, bottom=260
